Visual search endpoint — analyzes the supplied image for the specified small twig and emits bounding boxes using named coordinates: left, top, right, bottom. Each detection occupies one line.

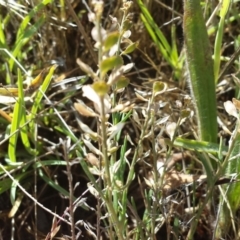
left=65, top=0, right=97, bottom=65
left=155, top=0, right=183, bottom=17
left=218, top=46, right=240, bottom=81
left=62, top=137, right=76, bottom=240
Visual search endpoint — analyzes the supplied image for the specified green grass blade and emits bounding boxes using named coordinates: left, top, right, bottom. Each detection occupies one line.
left=136, top=0, right=181, bottom=76
left=139, top=14, right=170, bottom=62
left=174, top=138, right=228, bottom=155
left=9, top=17, right=45, bottom=72
left=0, top=168, right=31, bottom=195
left=15, top=0, right=51, bottom=40
left=10, top=171, right=31, bottom=204
left=16, top=69, right=36, bottom=156
left=38, top=168, right=92, bottom=211
left=183, top=0, right=217, bottom=144
left=38, top=168, right=73, bottom=198
left=29, top=65, right=57, bottom=133
left=216, top=128, right=240, bottom=237
left=19, top=110, right=36, bottom=156
left=8, top=70, right=24, bottom=162
left=0, top=177, right=14, bottom=194
left=214, top=0, right=231, bottom=83
left=0, top=16, right=7, bottom=48
left=8, top=0, right=52, bottom=71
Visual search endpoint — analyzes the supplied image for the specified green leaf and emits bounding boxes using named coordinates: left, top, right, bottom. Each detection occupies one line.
left=116, top=76, right=129, bottom=90
left=122, top=19, right=133, bottom=32
left=122, top=41, right=138, bottom=55
left=92, top=81, right=109, bottom=97
left=103, top=31, right=120, bottom=52
left=153, top=81, right=166, bottom=94
left=100, top=56, right=123, bottom=77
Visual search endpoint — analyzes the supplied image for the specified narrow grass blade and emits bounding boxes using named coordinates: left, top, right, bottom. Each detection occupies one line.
left=9, top=17, right=45, bottom=72
left=38, top=169, right=72, bottom=197
left=0, top=167, right=31, bottom=195
left=137, top=0, right=171, bottom=57
left=10, top=171, right=31, bottom=204
left=15, top=69, right=37, bottom=156
left=8, top=70, right=24, bottom=162
left=0, top=15, right=7, bottom=48
left=29, top=65, right=57, bottom=133
left=15, top=0, right=51, bottom=41
left=9, top=0, right=52, bottom=71
left=214, top=0, right=231, bottom=83
left=19, top=110, right=36, bottom=156
left=174, top=138, right=228, bottom=155
left=136, top=0, right=181, bottom=78
left=0, top=177, right=14, bottom=194
left=216, top=128, right=240, bottom=237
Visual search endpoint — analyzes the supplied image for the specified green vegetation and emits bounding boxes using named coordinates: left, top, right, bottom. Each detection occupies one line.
left=1, top=0, right=240, bottom=239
